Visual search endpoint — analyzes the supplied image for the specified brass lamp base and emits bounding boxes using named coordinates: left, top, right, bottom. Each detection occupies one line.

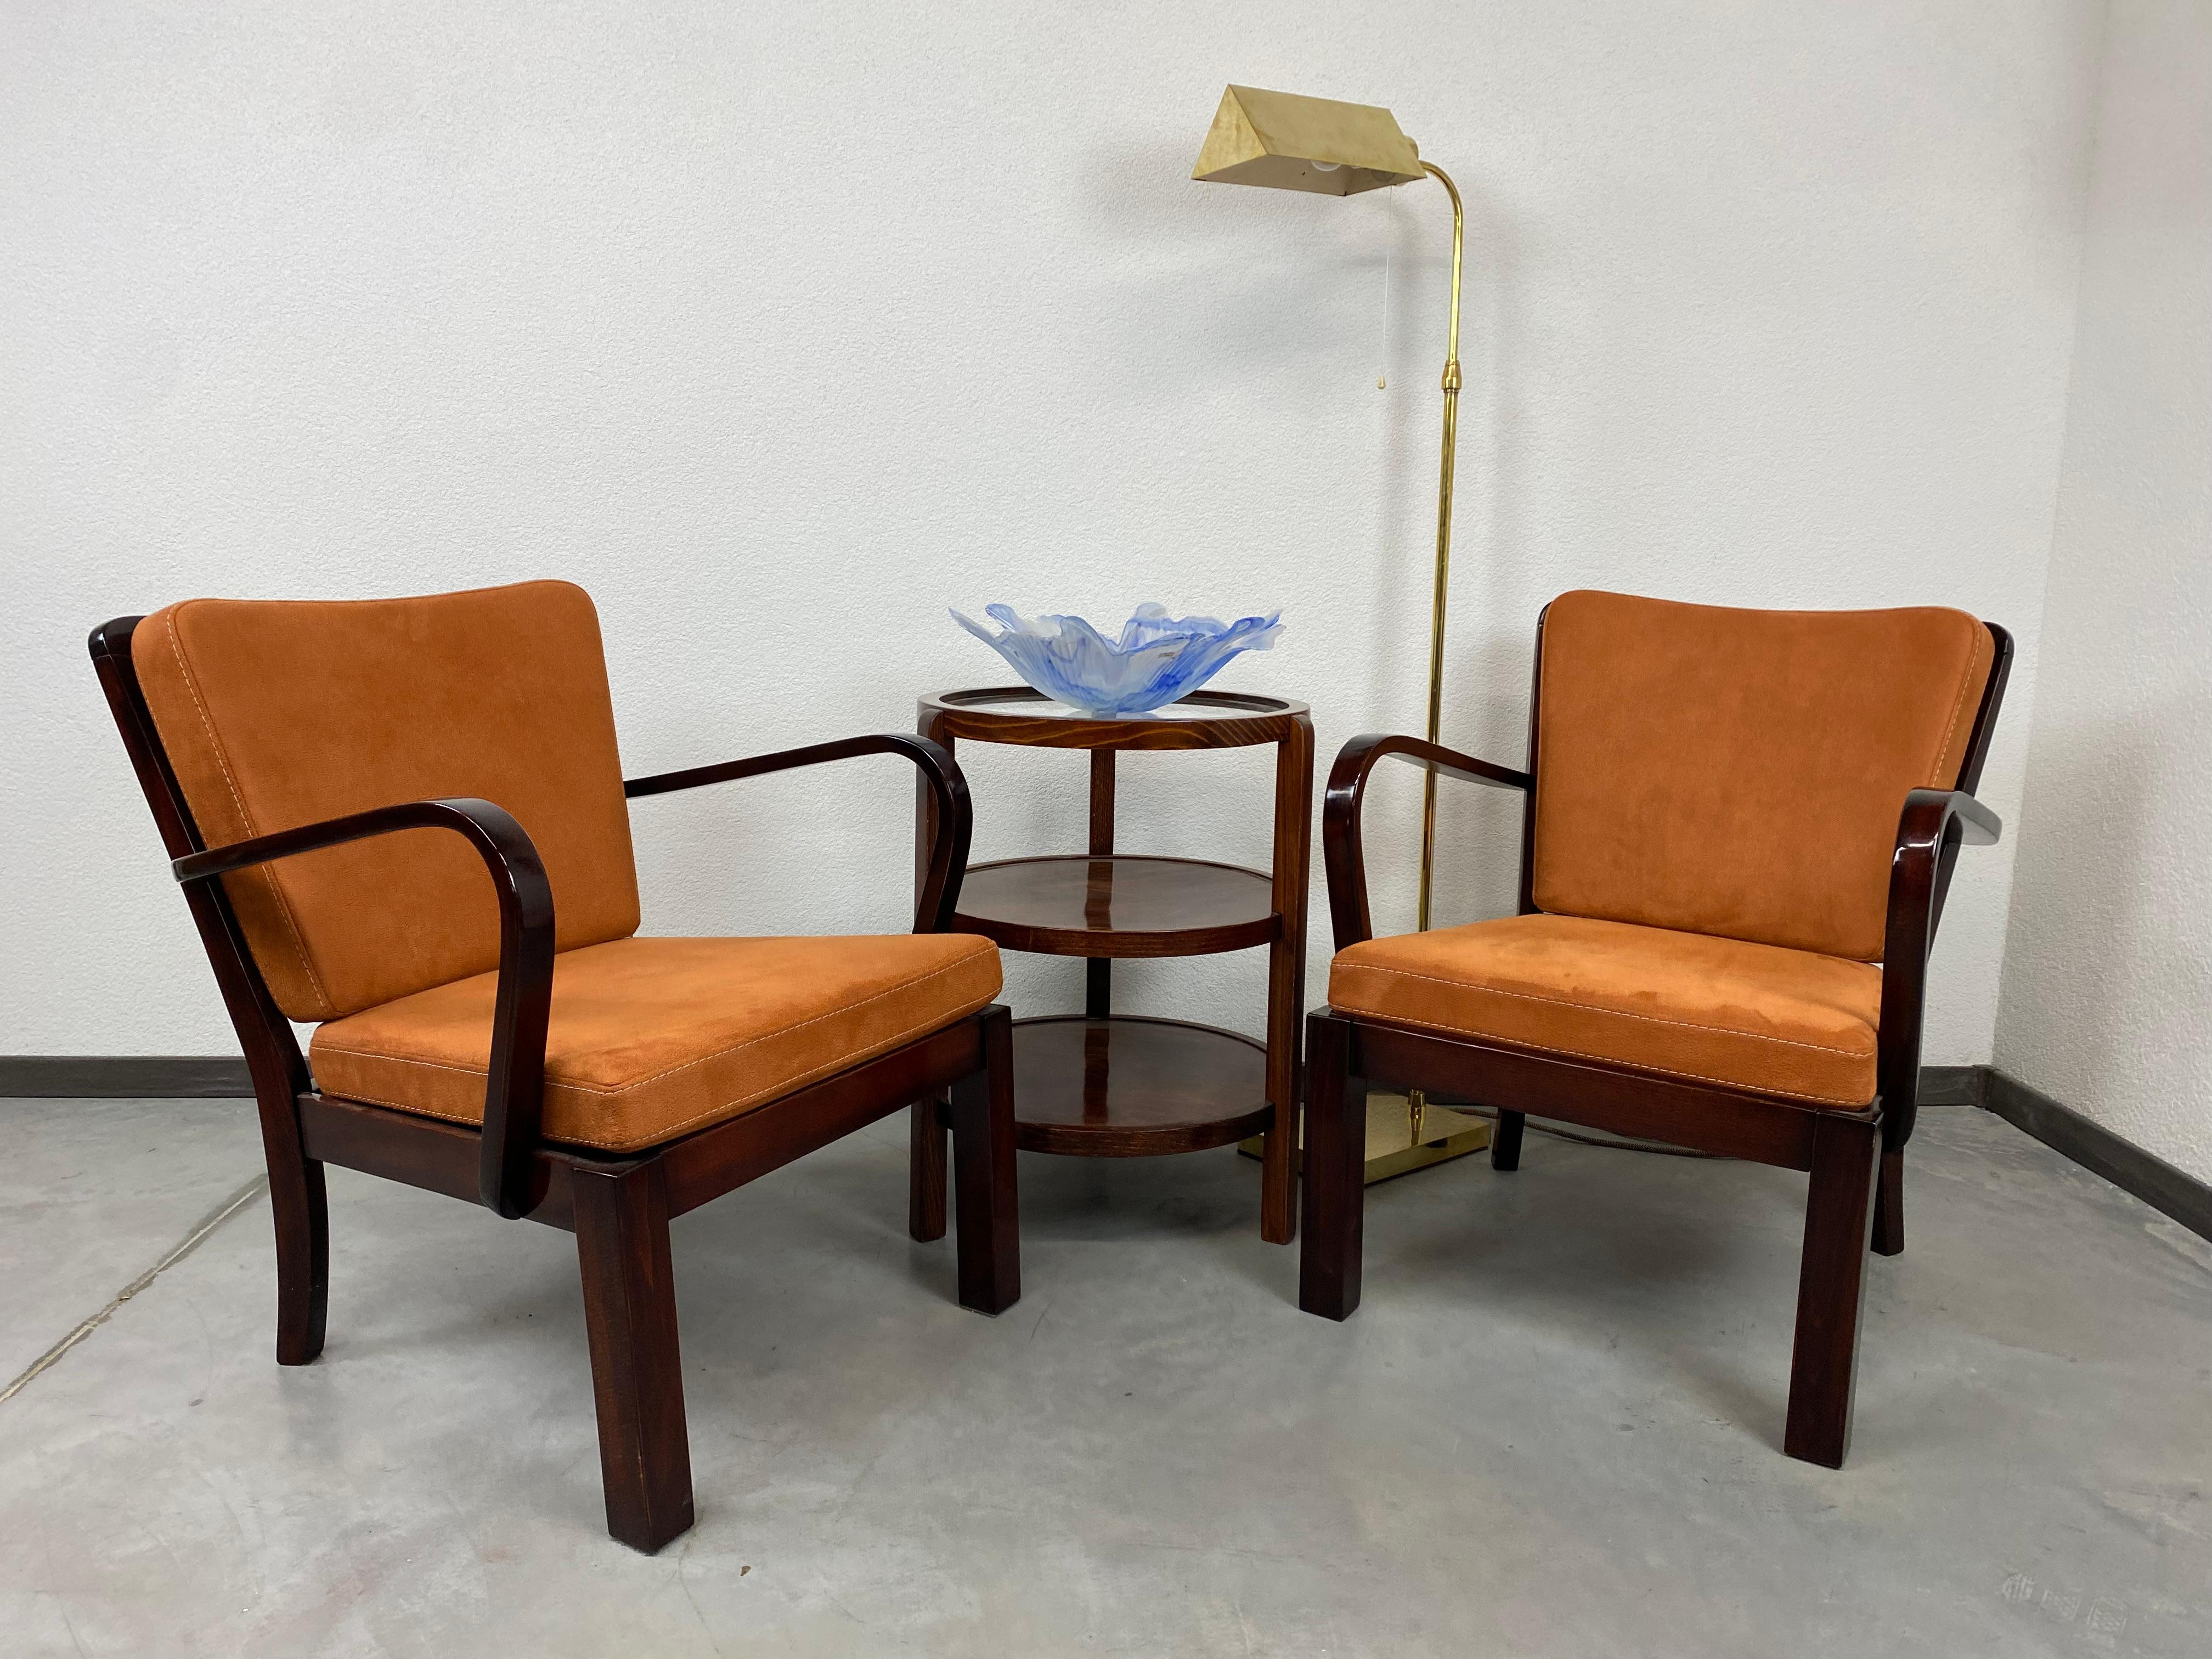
left=1239, top=1092, right=1491, bottom=1185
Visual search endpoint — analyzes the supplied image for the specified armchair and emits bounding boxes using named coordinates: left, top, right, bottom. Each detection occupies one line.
left=1301, top=590, right=2011, bottom=1467
left=91, top=581, right=1019, bottom=1551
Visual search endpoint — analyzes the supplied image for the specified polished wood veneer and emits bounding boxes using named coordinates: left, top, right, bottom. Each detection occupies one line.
left=912, top=686, right=1313, bottom=1243
left=1009, top=1015, right=1273, bottom=1155
left=954, top=854, right=1278, bottom=957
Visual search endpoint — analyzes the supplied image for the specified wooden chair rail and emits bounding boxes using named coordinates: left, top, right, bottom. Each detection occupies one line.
left=1323, top=731, right=1532, bottom=950
left=294, top=1011, right=992, bottom=1229
left=657, top=1015, right=984, bottom=1215
left=624, top=732, right=973, bottom=933
left=1347, top=1018, right=1839, bottom=1171
left=298, top=1090, right=586, bottom=1227
left=174, top=797, right=556, bottom=1220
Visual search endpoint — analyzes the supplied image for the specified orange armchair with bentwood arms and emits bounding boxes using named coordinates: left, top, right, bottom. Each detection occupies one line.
left=89, top=580, right=1020, bottom=1551
left=1301, top=589, right=2010, bottom=1468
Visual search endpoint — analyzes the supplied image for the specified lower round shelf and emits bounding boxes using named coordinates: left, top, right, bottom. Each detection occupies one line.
left=1012, top=1015, right=1276, bottom=1157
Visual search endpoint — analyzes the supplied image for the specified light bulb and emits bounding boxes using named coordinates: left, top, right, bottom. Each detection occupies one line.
left=1310, top=159, right=1340, bottom=173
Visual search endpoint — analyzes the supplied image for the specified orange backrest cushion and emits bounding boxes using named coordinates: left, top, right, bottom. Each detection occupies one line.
left=133, top=581, right=641, bottom=1020
left=1531, top=590, right=1994, bottom=962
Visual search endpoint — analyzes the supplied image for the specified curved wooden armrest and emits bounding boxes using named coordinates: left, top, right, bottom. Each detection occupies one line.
left=624, top=733, right=973, bottom=933
left=1918, top=788, right=2000, bottom=847
left=1324, top=733, right=1533, bottom=949
left=174, top=798, right=556, bottom=1220
left=1876, top=788, right=2003, bottom=1149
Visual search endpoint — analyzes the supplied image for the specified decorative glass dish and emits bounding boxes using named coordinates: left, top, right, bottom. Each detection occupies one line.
left=951, top=603, right=1283, bottom=717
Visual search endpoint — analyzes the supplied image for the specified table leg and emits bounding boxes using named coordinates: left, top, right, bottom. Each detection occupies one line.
left=1086, top=748, right=1115, bottom=1019
left=1261, top=715, right=1314, bottom=1244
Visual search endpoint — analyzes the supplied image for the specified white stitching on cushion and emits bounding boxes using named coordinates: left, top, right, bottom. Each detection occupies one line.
left=314, top=944, right=1000, bottom=1096
left=166, top=606, right=332, bottom=1015
left=1342, top=1004, right=1874, bottom=1108
left=1331, top=958, right=1876, bottom=1056
left=1928, top=618, right=1985, bottom=786
left=317, top=984, right=1001, bottom=1150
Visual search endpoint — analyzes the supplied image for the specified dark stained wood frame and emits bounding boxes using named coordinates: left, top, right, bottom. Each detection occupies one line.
left=1302, top=607, right=2012, bottom=1468
left=88, top=614, right=1020, bottom=1553
left=947, top=854, right=1279, bottom=958
left=908, top=686, right=1313, bottom=1243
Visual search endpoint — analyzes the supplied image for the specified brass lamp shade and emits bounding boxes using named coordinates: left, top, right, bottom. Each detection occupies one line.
left=1191, top=85, right=1425, bottom=196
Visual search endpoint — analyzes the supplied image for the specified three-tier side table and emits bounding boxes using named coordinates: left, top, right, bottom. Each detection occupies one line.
left=910, top=687, right=1313, bottom=1244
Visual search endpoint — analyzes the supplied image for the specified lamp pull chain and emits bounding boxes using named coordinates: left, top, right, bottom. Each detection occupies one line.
left=1378, top=244, right=1391, bottom=390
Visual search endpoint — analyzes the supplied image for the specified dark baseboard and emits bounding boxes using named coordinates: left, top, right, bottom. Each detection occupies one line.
left=1917, top=1064, right=1985, bottom=1109
left=0, top=1059, right=2019, bottom=1110
left=6, top=1057, right=2205, bottom=1244
left=1979, top=1066, right=2212, bottom=1245
left=0, top=1056, right=254, bottom=1098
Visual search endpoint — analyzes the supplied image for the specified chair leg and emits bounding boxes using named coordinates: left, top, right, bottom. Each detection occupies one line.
left=1298, top=1014, right=1368, bottom=1321
left=909, top=1096, right=949, bottom=1243
left=947, top=1007, right=1020, bottom=1316
left=1491, top=1108, right=1526, bottom=1172
left=252, top=1097, right=328, bottom=1365
left=1871, top=1147, right=1904, bottom=1257
left=1784, top=1114, right=1881, bottom=1468
left=572, top=1160, right=693, bottom=1553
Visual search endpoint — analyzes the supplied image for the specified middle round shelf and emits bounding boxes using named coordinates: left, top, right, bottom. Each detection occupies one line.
left=950, top=854, right=1279, bottom=958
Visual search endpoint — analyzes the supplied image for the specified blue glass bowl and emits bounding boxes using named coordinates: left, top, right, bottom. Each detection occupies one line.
left=951, top=603, right=1283, bottom=716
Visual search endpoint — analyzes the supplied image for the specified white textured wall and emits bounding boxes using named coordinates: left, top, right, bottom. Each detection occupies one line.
left=1996, top=1, right=2212, bottom=1181
left=3, top=2, right=2101, bottom=1062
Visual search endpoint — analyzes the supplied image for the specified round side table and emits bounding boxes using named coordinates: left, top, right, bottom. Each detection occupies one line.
left=912, top=686, right=1313, bottom=1244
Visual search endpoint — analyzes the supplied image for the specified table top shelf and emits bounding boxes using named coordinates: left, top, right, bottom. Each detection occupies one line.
left=952, top=854, right=1277, bottom=958
left=919, top=686, right=1308, bottom=752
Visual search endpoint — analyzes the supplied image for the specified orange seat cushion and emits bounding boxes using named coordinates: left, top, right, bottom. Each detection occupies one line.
left=1329, top=913, right=1882, bottom=1107
left=311, top=934, right=1002, bottom=1153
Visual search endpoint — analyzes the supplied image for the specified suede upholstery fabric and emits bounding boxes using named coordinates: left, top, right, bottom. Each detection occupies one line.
left=1531, top=590, right=1994, bottom=962
left=133, top=582, right=641, bottom=1020
left=311, top=934, right=1003, bottom=1153
left=1330, top=913, right=1882, bottom=1107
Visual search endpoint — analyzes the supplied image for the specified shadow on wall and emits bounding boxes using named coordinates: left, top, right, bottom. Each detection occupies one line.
left=2000, top=707, right=2160, bottom=1108
left=2147, top=682, right=2212, bottom=1050
left=1069, top=137, right=1369, bottom=385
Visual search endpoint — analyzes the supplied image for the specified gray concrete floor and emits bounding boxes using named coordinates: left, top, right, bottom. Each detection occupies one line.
left=1, top=1098, right=2206, bottom=1657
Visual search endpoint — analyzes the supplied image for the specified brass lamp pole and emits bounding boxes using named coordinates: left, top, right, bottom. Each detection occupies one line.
left=1195, top=86, right=1489, bottom=1178
left=1415, top=159, right=1463, bottom=938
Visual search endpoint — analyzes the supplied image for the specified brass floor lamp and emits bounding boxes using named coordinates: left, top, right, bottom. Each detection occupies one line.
left=1195, top=84, right=1491, bottom=1180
